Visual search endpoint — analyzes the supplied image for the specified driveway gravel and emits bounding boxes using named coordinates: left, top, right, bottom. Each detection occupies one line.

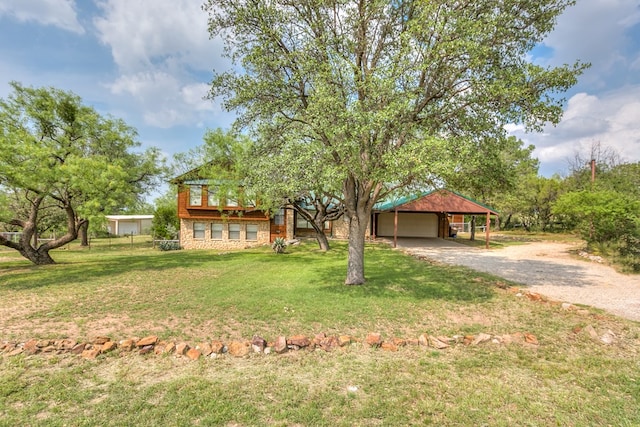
left=393, top=238, right=640, bottom=322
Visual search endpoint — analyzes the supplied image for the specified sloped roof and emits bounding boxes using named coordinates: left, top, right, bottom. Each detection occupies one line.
left=105, top=215, right=154, bottom=220
left=374, top=189, right=498, bottom=215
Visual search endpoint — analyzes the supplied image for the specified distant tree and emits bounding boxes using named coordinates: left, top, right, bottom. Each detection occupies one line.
left=447, top=136, right=539, bottom=204
left=205, top=0, right=586, bottom=284
left=446, top=135, right=539, bottom=236
left=553, top=189, right=639, bottom=244
left=151, top=190, right=179, bottom=240
left=0, top=82, right=163, bottom=264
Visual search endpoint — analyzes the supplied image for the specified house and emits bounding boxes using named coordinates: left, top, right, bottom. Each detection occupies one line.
left=171, top=173, right=295, bottom=249
left=372, top=189, right=499, bottom=248
left=172, top=167, right=497, bottom=249
left=105, top=215, right=154, bottom=236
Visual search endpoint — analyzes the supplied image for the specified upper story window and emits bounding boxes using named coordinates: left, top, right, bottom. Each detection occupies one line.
left=226, top=197, right=239, bottom=208
left=205, top=186, right=238, bottom=208
left=207, top=188, right=219, bottom=207
left=189, top=185, right=202, bottom=206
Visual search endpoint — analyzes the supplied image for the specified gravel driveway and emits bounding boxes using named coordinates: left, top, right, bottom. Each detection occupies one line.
left=393, top=238, right=640, bottom=322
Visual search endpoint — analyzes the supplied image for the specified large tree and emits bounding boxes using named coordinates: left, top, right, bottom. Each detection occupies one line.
left=204, top=0, right=586, bottom=284
left=0, top=82, right=162, bottom=264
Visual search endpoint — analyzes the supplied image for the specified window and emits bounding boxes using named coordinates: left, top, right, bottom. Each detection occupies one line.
left=297, top=211, right=330, bottom=230
left=211, top=223, right=223, bottom=240
left=189, top=185, right=202, bottom=206
left=246, top=224, right=258, bottom=241
left=274, top=209, right=285, bottom=225
left=226, top=197, right=239, bottom=207
left=193, top=222, right=205, bottom=239
left=228, top=223, right=240, bottom=240
left=207, top=188, right=219, bottom=207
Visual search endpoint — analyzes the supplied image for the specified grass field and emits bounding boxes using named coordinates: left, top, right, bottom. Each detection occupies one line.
left=1, top=237, right=639, bottom=426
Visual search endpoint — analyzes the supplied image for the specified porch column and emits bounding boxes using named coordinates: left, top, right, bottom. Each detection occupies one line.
left=485, top=211, right=490, bottom=249
left=394, top=208, right=398, bottom=248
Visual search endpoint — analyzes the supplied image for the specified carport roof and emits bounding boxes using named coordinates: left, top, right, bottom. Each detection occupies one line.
left=374, top=189, right=498, bottom=215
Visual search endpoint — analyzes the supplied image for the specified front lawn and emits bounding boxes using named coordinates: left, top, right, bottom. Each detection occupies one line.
left=1, top=239, right=638, bottom=426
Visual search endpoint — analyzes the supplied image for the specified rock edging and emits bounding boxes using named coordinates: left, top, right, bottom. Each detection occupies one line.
left=2, top=330, right=543, bottom=361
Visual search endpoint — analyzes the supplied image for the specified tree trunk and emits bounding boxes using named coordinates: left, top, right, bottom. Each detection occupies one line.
left=315, top=230, right=330, bottom=251
left=503, top=214, right=512, bottom=229
left=342, top=176, right=381, bottom=285
left=345, top=213, right=367, bottom=285
left=79, top=219, right=89, bottom=246
left=20, top=247, right=56, bottom=265
left=0, top=197, right=82, bottom=265
left=470, top=215, right=476, bottom=241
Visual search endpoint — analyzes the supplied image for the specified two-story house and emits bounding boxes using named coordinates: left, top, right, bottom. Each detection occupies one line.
left=171, top=170, right=295, bottom=249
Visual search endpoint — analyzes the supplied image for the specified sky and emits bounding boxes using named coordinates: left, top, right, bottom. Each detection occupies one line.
left=1, top=0, right=639, bottom=201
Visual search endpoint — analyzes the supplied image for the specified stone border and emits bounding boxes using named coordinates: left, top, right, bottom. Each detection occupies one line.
left=1, top=331, right=541, bottom=361
left=2, top=287, right=619, bottom=361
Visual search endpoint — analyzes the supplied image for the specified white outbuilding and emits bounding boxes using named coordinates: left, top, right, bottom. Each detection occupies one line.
left=105, top=215, right=153, bottom=236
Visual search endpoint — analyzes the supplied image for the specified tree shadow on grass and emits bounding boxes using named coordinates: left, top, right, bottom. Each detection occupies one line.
left=0, top=249, right=253, bottom=291
left=311, top=245, right=497, bottom=303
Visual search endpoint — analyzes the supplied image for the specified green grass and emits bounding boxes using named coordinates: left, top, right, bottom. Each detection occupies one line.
left=1, top=238, right=639, bottom=426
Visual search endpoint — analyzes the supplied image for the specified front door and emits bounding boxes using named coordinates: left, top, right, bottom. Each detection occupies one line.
left=270, top=209, right=286, bottom=242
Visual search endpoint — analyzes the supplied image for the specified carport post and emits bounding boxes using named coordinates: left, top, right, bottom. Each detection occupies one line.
left=393, top=208, right=398, bottom=248
left=485, top=211, right=490, bottom=249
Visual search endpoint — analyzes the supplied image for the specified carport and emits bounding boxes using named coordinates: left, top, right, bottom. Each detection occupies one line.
left=372, top=189, right=498, bottom=249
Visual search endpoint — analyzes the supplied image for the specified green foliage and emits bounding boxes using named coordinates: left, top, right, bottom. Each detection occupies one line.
left=204, top=0, right=586, bottom=284
left=157, top=240, right=181, bottom=251
left=553, top=190, right=640, bottom=243
left=0, top=82, right=163, bottom=263
left=151, top=191, right=179, bottom=240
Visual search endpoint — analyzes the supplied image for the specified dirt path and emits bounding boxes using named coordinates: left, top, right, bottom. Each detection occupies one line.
left=398, top=239, right=640, bottom=322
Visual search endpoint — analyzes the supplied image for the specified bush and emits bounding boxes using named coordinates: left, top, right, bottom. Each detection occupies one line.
left=158, top=240, right=181, bottom=251
left=619, top=234, right=640, bottom=272
left=272, top=237, right=286, bottom=254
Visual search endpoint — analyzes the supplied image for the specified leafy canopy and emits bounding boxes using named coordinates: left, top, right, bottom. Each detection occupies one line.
left=0, top=82, right=163, bottom=263
left=204, top=0, right=587, bottom=284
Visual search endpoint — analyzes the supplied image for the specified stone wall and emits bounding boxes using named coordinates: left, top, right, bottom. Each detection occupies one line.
left=330, top=216, right=371, bottom=239
left=180, top=218, right=270, bottom=250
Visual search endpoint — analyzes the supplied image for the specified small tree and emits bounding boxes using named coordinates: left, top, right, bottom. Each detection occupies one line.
left=0, top=82, right=162, bottom=264
left=553, top=190, right=639, bottom=244
left=151, top=191, right=180, bottom=240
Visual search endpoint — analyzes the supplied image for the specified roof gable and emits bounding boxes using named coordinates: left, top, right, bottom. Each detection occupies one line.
left=375, top=190, right=498, bottom=215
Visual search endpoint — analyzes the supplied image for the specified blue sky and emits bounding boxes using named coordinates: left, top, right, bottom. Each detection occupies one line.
left=1, top=0, right=639, bottom=201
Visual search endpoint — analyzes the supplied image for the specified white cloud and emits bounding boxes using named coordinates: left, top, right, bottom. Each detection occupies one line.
left=542, top=0, right=640, bottom=89
left=108, top=71, right=217, bottom=128
left=94, top=0, right=225, bottom=73
left=0, top=0, right=84, bottom=34
left=511, top=86, right=640, bottom=174
left=93, top=0, right=229, bottom=129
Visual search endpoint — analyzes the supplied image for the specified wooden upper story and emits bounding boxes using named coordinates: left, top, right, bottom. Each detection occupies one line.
left=177, top=182, right=270, bottom=221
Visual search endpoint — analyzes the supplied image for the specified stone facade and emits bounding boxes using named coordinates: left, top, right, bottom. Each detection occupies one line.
left=180, top=218, right=270, bottom=250
left=179, top=209, right=295, bottom=250
left=328, top=216, right=371, bottom=240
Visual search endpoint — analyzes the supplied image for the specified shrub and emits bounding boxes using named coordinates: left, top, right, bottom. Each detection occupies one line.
left=272, top=237, right=286, bottom=254
left=619, top=234, right=640, bottom=272
left=158, top=240, right=181, bottom=251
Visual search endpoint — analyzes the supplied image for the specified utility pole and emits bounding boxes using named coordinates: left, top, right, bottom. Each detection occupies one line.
left=589, top=158, right=595, bottom=239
